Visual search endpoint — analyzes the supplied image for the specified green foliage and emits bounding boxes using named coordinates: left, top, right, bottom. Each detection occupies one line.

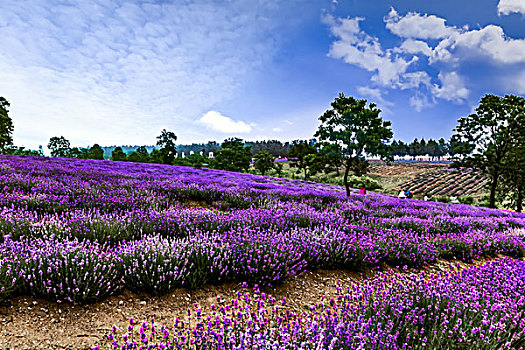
left=127, top=146, right=150, bottom=163
left=458, top=196, right=475, bottom=205
left=68, top=147, right=89, bottom=159
left=0, top=97, right=13, bottom=153
left=111, top=146, right=127, bottom=161
left=156, top=129, right=177, bottom=164
left=315, top=93, right=393, bottom=196
left=346, top=175, right=382, bottom=191
left=185, top=153, right=208, bottom=168
left=253, top=151, right=275, bottom=176
left=4, top=146, right=43, bottom=156
left=89, top=144, right=104, bottom=160
left=214, top=138, right=252, bottom=172
left=452, top=94, right=525, bottom=208
left=47, top=136, right=71, bottom=157
left=288, top=140, right=319, bottom=180
left=499, top=111, right=525, bottom=212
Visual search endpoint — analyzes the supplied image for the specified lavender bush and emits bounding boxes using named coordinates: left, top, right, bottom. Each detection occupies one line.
left=96, top=259, right=525, bottom=349
left=0, top=155, right=524, bottom=304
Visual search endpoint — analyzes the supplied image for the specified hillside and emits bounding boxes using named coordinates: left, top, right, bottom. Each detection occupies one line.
left=0, top=155, right=523, bottom=349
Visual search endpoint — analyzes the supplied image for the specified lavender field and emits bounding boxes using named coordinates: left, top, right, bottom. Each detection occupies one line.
left=1, top=155, right=525, bottom=349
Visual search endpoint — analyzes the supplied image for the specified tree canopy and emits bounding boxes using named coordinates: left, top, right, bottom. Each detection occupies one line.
left=0, top=97, right=14, bottom=153
left=47, top=136, right=71, bottom=157
left=315, top=93, right=393, bottom=196
left=214, top=138, right=252, bottom=172
left=253, top=151, right=275, bottom=176
left=112, top=147, right=127, bottom=161
left=452, top=94, right=525, bottom=208
left=156, top=129, right=177, bottom=165
left=89, top=144, right=104, bottom=160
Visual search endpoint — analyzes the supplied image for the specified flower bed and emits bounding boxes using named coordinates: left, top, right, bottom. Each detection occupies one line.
left=0, top=155, right=524, bottom=305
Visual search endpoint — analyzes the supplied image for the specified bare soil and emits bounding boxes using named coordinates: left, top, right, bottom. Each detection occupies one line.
left=0, top=261, right=474, bottom=350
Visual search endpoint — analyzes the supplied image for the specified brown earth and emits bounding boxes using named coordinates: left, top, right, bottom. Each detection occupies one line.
left=0, top=260, right=472, bottom=350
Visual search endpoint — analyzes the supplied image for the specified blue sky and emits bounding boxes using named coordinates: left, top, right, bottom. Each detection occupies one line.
left=0, top=0, right=524, bottom=149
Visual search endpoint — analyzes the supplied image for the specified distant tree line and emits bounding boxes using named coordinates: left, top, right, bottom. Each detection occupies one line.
left=1, top=92, right=523, bottom=211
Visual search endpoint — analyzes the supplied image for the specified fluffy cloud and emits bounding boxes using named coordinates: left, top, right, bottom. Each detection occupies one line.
left=384, top=8, right=456, bottom=39
left=0, top=0, right=299, bottom=147
left=324, top=14, right=420, bottom=87
left=197, top=111, right=252, bottom=133
left=498, top=0, right=525, bottom=15
left=445, top=25, right=525, bottom=64
left=325, top=6, right=524, bottom=111
left=431, top=71, right=469, bottom=102
left=357, top=86, right=393, bottom=109
left=396, top=39, right=433, bottom=56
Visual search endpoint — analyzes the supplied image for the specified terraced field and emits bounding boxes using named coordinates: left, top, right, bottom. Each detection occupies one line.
left=395, top=167, right=488, bottom=198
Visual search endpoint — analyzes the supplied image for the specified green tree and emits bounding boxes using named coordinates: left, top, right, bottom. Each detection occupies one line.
left=69, top=147, right=89, bottom=159
left=47, top=136, right=71, bottom=157
left=156, top=129, right=178, bottom=164
left=0, top=97, right=13, bottom=153
left=127, top=146, right=150, bottom=163
left=214, top=138, right=252, bottom=172
left=319, top=143, right=344, bottom=175
left=253, top=151, right=275, bottom=176
left=185, top=153, right=208, bottom=168
left=89, top=144, right=104, bottom=160
left=315, top=93, right=393, bottom=197
left=452, top=94, right=525, bottom=208
left=288, top=140, right=318, bottom=180
left=500, top=112, right=525, bottom=212
left=112, top=147, right=127, bottom=161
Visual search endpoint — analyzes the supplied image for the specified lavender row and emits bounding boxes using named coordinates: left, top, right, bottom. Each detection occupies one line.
left=1, top=225, right=524, bottom=303
left=96, top=258, right=525, bottom=350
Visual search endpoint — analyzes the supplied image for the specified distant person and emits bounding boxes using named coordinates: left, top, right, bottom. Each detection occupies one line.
left=405, top=189, right=413, bottom=199
left=359, top=187, right=366, bottom=195
left=424, top=195, right=429, bottom=201
left=398, top=190, right=406, bottom=199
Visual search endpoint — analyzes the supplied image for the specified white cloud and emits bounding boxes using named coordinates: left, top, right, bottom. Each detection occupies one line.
left=325, top=7, right=525, bottom=112
left=448, top=25, right=525, bottom=64
left=0, top=0, right=300, bottom=148
left=272, top=127, right=283, bottom=133
left=324, top=13, right=418, bottom=87
left=396, top=39, right=433, bottom=56
left=384, top=7, right=456, bottom=39
left=498, top=0, right=525, bottom=15
left=357, top=86, right=393, bottom=108
left=431, top=71, right=469, bottom=102
left=197, top=111, right=252, bottom=133
left=409, top=93, right=433, bottom=112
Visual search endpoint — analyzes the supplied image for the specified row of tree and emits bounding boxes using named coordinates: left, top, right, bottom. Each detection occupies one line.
left=0, top=92, right=523, bottom=211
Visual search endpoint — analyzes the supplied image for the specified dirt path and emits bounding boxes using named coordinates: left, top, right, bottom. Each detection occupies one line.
left=0, top=261, right=462, bottom=350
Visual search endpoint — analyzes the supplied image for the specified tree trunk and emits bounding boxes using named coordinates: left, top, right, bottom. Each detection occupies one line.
left=517, top=187, right=523, bottom=213
left=344, top=159, right=352, bottom=197
left=304, top=167, right=308, bottom=180
left=489, top=176, right=498, bottom=209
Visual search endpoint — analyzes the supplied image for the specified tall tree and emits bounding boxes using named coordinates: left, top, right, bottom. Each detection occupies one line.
left=253, top=151, right=275, bottom=176
left=500, top=110, right=525, bottom=212
left=214, top=138, right=252, bottom=172
left=112, top=147, right=127, bottom=161
left=288, top=140, right=318, bottom=180
left=47, top=136, right=71, bottom=157
left=156, top=129, right=178, bottom=164
left=314, top=93, right=393, bottom=196
left=0, top=97, right=13, bottom=153
left=89, top=144, right=104, bottom=160
left=452, top=94, right=525, bottom=208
